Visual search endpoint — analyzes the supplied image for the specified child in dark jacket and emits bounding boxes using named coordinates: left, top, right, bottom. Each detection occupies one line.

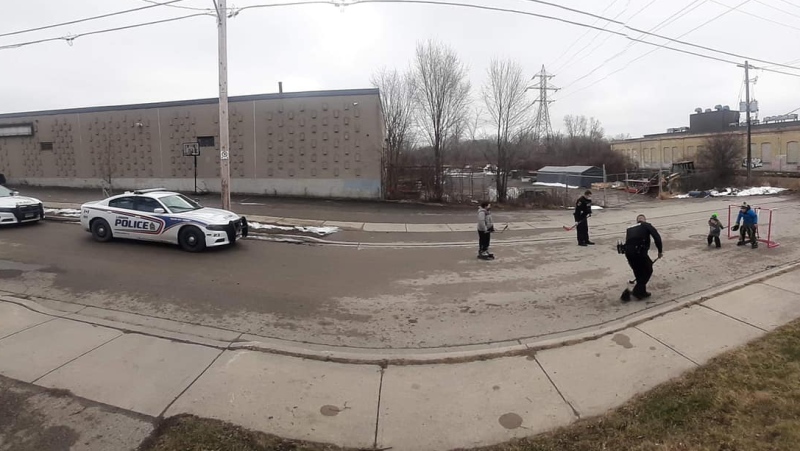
left=707, top=214, right=724, bottom=248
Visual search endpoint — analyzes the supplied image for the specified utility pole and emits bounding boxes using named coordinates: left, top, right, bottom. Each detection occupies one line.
left=739, top=61, right=753, bottom=185
left=214, top=0, right=231, bottom=210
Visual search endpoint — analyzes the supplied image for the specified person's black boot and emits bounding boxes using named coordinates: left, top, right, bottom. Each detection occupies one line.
left=737, top=241, right=745, bottom=246
left=620, top=289, right=632, bottom=302
left=578, top=242, right=588, bottom=247
left=586, top=241, right=596, bottom=245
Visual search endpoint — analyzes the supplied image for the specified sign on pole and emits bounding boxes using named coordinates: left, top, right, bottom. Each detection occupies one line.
left=183, top=142, right=200, bottom=157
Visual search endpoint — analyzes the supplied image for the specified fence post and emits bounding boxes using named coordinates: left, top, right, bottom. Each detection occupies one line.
left=602, top=165, right=607, bottom=207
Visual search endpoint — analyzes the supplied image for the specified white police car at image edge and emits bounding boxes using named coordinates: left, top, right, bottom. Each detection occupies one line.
left=79, top=188, right=248, bottom=252
left=0, top=185, right=45, bottom=225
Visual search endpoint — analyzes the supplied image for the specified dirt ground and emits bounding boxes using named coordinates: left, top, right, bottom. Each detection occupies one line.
left=0, top=195, right=797, bottom=349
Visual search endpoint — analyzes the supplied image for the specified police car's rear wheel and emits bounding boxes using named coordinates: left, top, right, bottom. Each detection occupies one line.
left=91, top=219, right=113, bottom=242
left=179, top=226, right=206, bottom=252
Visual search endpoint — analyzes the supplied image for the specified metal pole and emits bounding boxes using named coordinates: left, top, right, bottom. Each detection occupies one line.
left=744, top=61, right=752, bottom=185
left=194, top=154, right=198, bottom=194
left=216, top=0, right=231, bottom=210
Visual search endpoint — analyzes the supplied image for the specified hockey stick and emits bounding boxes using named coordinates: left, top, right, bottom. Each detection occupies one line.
left=497, top=224, right=509, bottom=233
left=562, top=217, right=588, bottom=231
left=627, top=256, right=661, bottom=284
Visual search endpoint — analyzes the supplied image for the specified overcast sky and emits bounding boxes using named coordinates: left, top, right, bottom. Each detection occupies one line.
left=2, top=0, right=800, bottom=137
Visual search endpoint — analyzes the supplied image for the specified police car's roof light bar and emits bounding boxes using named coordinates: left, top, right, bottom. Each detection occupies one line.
left=130, top=188, right=168, bottom=195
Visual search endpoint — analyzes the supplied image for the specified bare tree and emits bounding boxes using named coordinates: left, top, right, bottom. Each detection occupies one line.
left=482, top=58, right=534, bottom=203
left=371, top=67, right=416, bottom=198
left=411, top=40, right=471, bottom=201
left=698, top=133, right=742, bottom=186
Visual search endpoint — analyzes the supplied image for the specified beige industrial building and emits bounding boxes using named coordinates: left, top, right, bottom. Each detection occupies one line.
left=612, top=106, right=800, bottom=171
left=0, top=88, right=385, bottom=199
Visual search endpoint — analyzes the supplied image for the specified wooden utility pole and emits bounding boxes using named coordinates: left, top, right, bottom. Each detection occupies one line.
left=214, top=0, right=231, bottom=210
left=739, top=61, right=754, bottom=185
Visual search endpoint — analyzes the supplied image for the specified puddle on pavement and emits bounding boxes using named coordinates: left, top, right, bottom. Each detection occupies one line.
left=612, top=333, right=634, bottom=349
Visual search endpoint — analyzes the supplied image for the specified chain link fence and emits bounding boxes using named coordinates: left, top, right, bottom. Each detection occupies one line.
left=388, top=166, right=670, bottom=208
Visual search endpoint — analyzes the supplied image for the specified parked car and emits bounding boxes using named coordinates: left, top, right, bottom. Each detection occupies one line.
left=79, top=188, right=248, bottom=252
left=0, top=185, right=44, bottom=225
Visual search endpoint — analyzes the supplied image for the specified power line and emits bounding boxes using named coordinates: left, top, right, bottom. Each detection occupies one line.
left=559, top=0, right=752, bottom=98
left=513, top=0, right=800, bottom=71
left=558, top=0, right=716, bottom=94
left=4, top=0, right=800, bottom=84
left=707, top=0, right=800, bottom=33
left=347, top=0, right=800, bottom=78
left=0, top=13, right=212, bottom=51
left=775, top=0, right=800, bottom=11
left=548, top=0, right=622, bottom=71
left=0, top=0, right=185, bottom=39
left=553, top=0, right=633, bottom=75
left=752, top=0, right=800, bottom=20
left=140, top=0, right=214, bottom=12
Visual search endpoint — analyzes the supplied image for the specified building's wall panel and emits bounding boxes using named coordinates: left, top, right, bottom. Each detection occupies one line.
left=0, top=90, right=384, bottom=199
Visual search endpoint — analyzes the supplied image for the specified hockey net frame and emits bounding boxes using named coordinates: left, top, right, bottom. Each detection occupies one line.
left=727, top=204, right=779, bottom=248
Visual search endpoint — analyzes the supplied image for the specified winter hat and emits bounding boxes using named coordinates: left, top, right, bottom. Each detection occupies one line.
left=711, top=213, right=718, bottom=219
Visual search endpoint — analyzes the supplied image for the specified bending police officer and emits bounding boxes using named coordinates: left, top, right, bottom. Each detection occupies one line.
left=623, top=214, right=663, bottom=301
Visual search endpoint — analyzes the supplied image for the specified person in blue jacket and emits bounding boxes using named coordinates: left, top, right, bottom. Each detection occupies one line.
left=733, top=202, right=759, bottom=249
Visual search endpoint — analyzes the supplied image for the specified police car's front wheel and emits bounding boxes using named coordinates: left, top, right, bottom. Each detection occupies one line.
left=91, top=219, right=113, bottom=242
left=179, top=226, right=206, bottom=252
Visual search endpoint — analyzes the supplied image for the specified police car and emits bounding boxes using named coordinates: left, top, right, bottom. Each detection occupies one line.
left=0, top=185, right=45, bottom=225
left=79, top=188, right=248, bottom=252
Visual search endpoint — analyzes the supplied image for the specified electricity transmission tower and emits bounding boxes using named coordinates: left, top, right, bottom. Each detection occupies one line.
left=528, top=65, right=559, bottom=142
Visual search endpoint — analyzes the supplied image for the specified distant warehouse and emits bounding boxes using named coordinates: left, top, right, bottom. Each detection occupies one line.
left=536, top=166, right=603, bottom=189
left=0, top=88, right=385, bottom=199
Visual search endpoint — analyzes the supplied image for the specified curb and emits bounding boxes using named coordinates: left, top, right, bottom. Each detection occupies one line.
left=2, top=260, right=798, bottom=366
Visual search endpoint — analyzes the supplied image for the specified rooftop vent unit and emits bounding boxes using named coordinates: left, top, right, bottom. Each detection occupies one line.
left=723, top=105, right=730, bottom=111
left=715, top=104, right=723, bottom=111
left=694, top=107, right=703, bottom=113
left=705, top=108, right=712, bottom=113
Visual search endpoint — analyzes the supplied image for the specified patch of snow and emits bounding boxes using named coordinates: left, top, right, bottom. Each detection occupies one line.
left=676, top=186, right=788, bottom=199
left=248, top=221, right=339, bottom=236
left=44, top=208, right=82, bottom=217
left=532, top=182, right=579, bottom=189
left=730, top=186, right=787, bottom=197
left=591, top=205, right=604, bottom=210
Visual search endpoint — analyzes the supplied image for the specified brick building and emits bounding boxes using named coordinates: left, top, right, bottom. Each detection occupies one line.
left=611, top=106, right=800, bottom=171
left=0, top=88, right=385, bottom=199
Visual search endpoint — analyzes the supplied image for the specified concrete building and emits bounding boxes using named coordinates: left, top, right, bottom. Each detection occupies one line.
left=612, top=105, right=800, bottom=172
left=0, top=88, right=385, bottom=199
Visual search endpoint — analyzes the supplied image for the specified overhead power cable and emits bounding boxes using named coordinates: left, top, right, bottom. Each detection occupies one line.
left=3, top=0, right=800, bottom=84
left=707, top=0, right=800, bottom=32
left=548, top=0, right=623, bottom=72
left=0, top=13, right=212, bottom=50
left=558, top=0, right=753, bottom=99
left=140, top=0, right=214, bottom=12
left=752, top=0, right=800, bottom=20
left=0, top=0, right=184, bottom=39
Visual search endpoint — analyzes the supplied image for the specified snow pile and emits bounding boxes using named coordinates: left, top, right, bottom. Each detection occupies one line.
left=728, top=186, right=787, bottom=197
left=675, top=186, right=788, bottom=199
left=533, top=182, right=579, bottom=189
left=44, top=208, right=82, bottom=217
left=592, top=205, right=604, bottom=210
left=248, top=221, right=339, bottom=236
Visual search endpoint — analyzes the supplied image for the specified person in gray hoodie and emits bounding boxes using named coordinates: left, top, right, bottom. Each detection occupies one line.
left=477, top=202, right=495, bottom=260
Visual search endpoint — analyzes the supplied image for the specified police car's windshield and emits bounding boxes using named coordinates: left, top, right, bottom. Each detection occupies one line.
left=0, top=186, right=12, bottom=197
left=160, top=194, right=202, bottom=213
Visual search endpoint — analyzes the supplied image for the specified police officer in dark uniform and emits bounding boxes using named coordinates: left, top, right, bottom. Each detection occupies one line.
left=622, top=214, right=663, bottom=300
left=574, top=190, right=594, bottom=246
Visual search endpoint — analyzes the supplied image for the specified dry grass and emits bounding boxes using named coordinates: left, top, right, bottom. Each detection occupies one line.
left=139, top=415, right=353, bottom=451
left=470, top=319, right=800, bottom=451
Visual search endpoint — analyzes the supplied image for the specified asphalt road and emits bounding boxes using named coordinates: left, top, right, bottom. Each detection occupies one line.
left=2, top=196, right=798, bottom=350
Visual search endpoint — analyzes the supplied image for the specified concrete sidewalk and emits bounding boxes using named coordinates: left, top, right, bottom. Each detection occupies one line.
left=2, top=270, right=800, bottom=450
